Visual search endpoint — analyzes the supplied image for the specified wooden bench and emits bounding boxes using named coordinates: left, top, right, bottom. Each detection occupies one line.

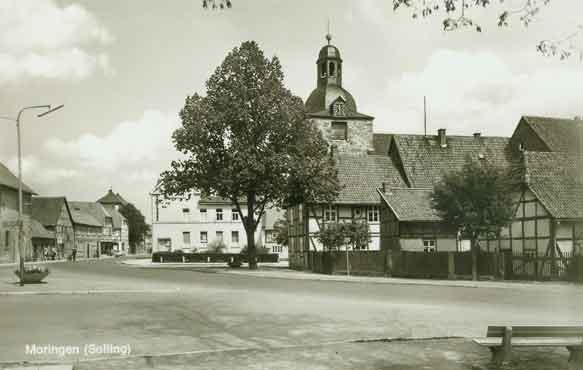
left=473, top=325, right=583, bottom=367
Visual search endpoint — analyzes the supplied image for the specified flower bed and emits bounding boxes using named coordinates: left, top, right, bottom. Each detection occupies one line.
left=14, top=266, right=50, bottom=284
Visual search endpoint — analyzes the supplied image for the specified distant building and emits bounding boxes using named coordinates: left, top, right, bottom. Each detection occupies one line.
left=31, top=197, right=75, bottom=260
left=69, top=201, right=112, bottom=258
left=150, top=188, right=261, bottom=253
left=262, top=208, right=288, bottom=259
left=97, top=189, right=129, bottom=255
left=30, top=218, right=55, bottom=260
left=0, top=162, right=36, bottom=263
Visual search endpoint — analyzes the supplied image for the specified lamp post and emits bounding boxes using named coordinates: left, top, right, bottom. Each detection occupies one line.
left=0, top=104, right=64, bottom=286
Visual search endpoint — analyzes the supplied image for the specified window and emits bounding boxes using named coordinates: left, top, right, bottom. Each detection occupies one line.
left=216, top=209, right=223, bottom=221
left=324, top=207, right=336, bottom=222
left=200, top=231, right=208, bottom=243
left=216, top=231, right=223, bottom=241
left=329, top=61, right=335, bottom=76
left=368, top=206, right=379, bottom=222
left=331, top=122, right=347, bottom=140
left=183, top=232, right=191, bottom=244
left=423, top=240, right=436, bottom=252
left=332, top=101, right=346, bottom=116
left=320, top=62, right=327, bottom=77
left=232, top=231, right=239, bottom=244
left=4, top=230, right=9, bottom=251
left=182, top=208, right=191, bottom=222
left=232, top=209, right=239, bottom=221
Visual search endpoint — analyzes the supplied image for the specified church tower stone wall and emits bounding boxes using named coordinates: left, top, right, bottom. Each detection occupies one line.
left=305, top=34, right=374, bottom=156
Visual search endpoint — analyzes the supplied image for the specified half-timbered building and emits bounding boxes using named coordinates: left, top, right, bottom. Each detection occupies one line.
left=288, top=34, right=583, bottom=272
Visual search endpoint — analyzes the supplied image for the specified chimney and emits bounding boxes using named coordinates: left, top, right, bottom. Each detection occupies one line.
left=473, top=132, right=481, bottom=139
left=437, top=128, right=447, bottom=148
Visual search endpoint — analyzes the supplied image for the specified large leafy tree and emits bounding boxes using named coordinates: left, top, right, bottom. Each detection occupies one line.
left=119, top=203, right=150, bottom=253
left=431, top=158, right=516, bottom=280
left=160, top=41, right=339, bottom=269
left=394, top=0, right=582, bottom=60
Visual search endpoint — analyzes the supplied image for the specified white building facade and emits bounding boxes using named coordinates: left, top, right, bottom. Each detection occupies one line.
left=151, top=192, right=262, bottom=253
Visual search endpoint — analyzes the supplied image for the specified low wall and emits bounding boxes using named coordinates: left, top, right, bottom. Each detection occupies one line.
left=152, top=251, right=279, bottom=263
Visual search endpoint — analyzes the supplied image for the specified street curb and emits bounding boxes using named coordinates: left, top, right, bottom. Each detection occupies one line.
left=120, top=260, right=582, bottom=290
left=0, top=288, right=181, bottom=296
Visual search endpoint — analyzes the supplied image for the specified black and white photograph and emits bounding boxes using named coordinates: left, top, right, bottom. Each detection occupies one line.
left=0, top=1, right=582, bottom=369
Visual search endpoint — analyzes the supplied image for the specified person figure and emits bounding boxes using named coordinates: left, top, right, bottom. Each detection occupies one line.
left=43, top=246, right=48, bottom=261
left=71, top=246, right=77, bottom=262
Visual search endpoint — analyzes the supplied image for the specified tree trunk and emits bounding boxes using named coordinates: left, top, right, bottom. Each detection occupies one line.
left=246, top=194, right=258, bottom=270
left=471, top=238, right=479, bottom=281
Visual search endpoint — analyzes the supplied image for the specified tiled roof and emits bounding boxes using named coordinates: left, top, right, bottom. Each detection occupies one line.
left=524, top=151, right=583, bottom=219
left=69, top=201, right=108, bottom=227
left=522, top=116, right=583, bottom=153
left=199, top=196, right=247, bottom=206
left=97, top=189, right=126, bottom=205
left=333, top=154, right=406, bottom=204
left=30, top=218, right=54, bottom=239
left=379, top=188, right=442, bottom=222
left=372, top=133, right=393, bottom=155
left=0, top=162, right=35, bottom=194
left=32, top=197, right=70, bottom=227
left=392, top=134, right=516, bottom=188
left=108, top=207, right=126, bottom=229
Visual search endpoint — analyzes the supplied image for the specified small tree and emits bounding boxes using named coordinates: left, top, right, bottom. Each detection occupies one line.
left=119, top=203, right=150, bottom=254
left=431, top=158, right=516, bottom=280
left=315, top=220, right=370, bottom=251
left=273, top=218, right=289, bottom=247
left=344, top=220, right=371, bottom=250
left=160, top=41, right=339, bottom=270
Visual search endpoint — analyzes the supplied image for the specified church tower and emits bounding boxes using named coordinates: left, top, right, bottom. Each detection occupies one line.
left=305, top=33, right=374, bottom=156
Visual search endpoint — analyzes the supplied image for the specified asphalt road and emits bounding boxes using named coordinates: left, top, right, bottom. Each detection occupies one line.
left=1, top=259, right=582, bottom=363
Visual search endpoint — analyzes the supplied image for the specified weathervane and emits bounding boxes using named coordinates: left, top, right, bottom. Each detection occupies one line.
left=326, top=19, right=332, bottom=45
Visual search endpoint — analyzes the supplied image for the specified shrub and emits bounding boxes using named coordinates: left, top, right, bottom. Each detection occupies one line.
left=207, top=240, right=227, bottom=254
left=240, top=245, right=270, bottom=255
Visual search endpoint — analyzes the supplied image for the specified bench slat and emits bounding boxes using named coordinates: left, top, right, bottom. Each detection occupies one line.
left=487, top=326, right=583, bottom=338
left=474, top=337, right=583, bottom=347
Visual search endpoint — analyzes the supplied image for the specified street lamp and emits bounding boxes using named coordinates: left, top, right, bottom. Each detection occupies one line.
left=0, top=104, right=64, bottom=286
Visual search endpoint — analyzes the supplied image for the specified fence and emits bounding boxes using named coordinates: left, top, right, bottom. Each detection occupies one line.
left=308, top=250, right=583, bottom=282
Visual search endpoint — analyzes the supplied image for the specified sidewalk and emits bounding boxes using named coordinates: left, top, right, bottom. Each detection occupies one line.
left=123, top=258, right=581, bottom=291
left=0, top=260, right=179, bottom=296
left=0, top=256, right=114, bottom=268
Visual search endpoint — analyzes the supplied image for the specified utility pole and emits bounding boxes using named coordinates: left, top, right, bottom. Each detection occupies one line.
left=0, top=104, right=64, bottom=286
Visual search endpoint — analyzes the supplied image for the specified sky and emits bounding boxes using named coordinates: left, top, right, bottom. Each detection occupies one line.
left=1, top=0, right=582, bottom=222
